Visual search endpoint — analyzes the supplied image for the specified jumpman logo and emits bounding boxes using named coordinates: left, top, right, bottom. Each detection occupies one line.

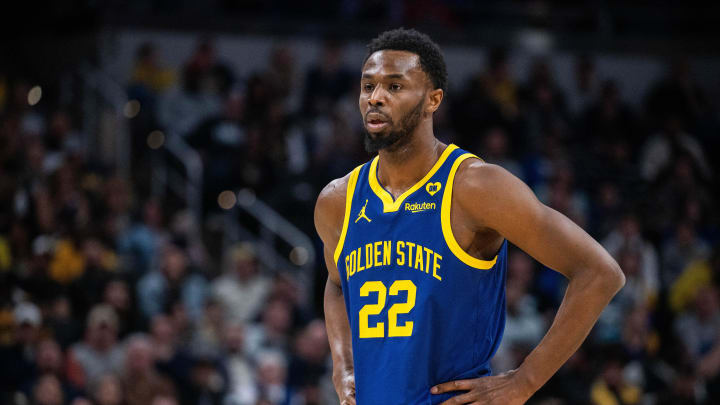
left=355, top=199, right=372, bottom=223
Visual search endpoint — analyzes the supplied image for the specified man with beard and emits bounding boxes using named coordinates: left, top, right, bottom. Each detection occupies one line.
left=314, top=28, right=625, bottom=405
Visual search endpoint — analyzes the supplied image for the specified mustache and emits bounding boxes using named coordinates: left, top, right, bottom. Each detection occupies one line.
left=365, top=109, right=391, bottom=121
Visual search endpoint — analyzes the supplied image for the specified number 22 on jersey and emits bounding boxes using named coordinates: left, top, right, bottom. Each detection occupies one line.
left=358, top=280, right=417, bottom=338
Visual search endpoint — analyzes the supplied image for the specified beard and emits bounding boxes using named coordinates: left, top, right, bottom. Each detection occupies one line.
left=364, top=97, right=425, bottom=154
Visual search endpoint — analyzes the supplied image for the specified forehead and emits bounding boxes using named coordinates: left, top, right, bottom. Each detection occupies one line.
left=362, top=50, right=425, bottom=79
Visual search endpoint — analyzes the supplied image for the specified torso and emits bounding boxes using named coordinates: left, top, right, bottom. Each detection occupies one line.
left=331, top=144, right=508, bottom=405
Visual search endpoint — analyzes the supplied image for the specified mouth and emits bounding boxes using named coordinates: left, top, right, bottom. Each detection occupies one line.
left=365, top=112, right=390, bottom=132
left=366, top=120, right=389, bottom=132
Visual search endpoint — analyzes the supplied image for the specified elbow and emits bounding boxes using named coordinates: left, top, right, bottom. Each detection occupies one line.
left=602, top=262, right=626, bottom=296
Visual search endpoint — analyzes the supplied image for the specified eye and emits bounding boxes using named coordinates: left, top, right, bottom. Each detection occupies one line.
left=363, top=83, right=374, bottom=92
left=390, top=83, right=402, bottom=91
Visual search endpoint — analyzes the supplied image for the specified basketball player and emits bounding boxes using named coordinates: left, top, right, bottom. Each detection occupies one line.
left=314, top=29, right=625, bottom=405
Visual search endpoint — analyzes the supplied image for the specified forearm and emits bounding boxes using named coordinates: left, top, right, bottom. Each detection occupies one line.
left=324, top=278, right=354, bottom=384
left=514, top=265, right=624, bottom=396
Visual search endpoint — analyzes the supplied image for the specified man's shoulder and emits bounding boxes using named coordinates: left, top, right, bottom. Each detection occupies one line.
left=316, top=169, right=358, bottom=218
left=315, top=166, right=362, bottom=244
left=450, top=157, right=535, bottom=231
left=453, top=158, right=513, bottom=197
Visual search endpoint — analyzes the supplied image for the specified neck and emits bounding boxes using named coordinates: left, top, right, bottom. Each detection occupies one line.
left=376, top=121, right=445, bottom=199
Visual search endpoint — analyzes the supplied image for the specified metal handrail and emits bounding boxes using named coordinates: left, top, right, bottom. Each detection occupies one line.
left=81, top=64, right=204, bottom=231
left=80, top=65, right=131, bottom=178
left=229, top=188, right=317, bottom=295
left=164, top=132, right=203, bottom=222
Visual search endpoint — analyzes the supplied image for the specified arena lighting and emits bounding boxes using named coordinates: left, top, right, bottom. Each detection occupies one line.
left=147, top=130, right=165, bottom=149
left=123, top=99, right=141, bottom=118
left=289, top=246, right=309, bottom=266
left=27, top=86, right=42, bottom=106
left=217, top=190, right=237, bottom=210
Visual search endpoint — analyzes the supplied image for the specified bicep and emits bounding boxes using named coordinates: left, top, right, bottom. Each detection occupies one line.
left=314, top=179, right=347, bottom=288
left=468, top=165, right=616, bottom=279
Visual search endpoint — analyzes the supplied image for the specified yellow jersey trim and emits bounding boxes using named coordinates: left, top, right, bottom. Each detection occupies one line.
left=334, top=165, right=362, bottom=265
left=441, top=153, right=498, bottom=270
left=369, top=144, right=459, bottom=213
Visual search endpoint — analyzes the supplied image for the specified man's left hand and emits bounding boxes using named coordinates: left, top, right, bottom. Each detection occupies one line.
left=430, top=370, right=533, bottom=405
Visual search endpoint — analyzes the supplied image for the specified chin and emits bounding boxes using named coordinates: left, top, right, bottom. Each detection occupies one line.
left=366, top=129, right=389, bottom=139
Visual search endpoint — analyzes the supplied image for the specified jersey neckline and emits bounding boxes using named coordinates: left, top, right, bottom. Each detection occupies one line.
left=368, top=144, right=458, bottom=213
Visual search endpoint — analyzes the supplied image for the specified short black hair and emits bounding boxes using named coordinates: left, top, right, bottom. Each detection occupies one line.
left=364, top=28, right=448, bottom=92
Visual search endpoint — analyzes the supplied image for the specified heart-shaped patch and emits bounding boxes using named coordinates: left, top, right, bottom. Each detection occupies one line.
left=426, top=182, right=442, bottom=196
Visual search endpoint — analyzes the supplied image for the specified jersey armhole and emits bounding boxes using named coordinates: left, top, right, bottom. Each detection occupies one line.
left=441, top=154, right=499, bottom=270
left=333, top=165, right=362, bottom=265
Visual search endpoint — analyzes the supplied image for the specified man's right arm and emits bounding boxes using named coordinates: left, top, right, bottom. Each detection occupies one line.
left=315, top=175, right=356, bottom=405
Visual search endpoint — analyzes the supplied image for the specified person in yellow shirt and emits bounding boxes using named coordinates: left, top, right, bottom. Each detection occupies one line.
left=590, top=347, right=641, bottom=405
left=130, top=43, right=176, bottom=94
left=670, top=246, right=719, bottom=313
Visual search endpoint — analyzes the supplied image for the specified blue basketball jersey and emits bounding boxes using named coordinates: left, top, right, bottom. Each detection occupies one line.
left=334, top=144, right=508, bottom=405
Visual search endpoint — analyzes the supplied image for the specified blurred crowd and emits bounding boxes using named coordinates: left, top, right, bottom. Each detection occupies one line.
left=1, top=35, right=719, bottom=405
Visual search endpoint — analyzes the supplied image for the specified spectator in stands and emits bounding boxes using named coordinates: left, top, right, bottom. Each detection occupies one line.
left=244, top=298, right=293, bottom=355
left=656, top=364, right=702, bottom=405
left=211, top=242, right=270, bottom=324
left=23, top=337, right=79, bottom=401
left=31, top=374, right=65, bottom=405
left=476, top=126, right=524, bottom=180
left=254, top=350, right=287, bottom=405
left=45, top=110, right=84, bottom=163
left=122, top=334, right=175, bottom=405
left=302, top=39, right=354, bottom=116
left=102, top=278, right=139, bottom=338
left=535, top=162, right=589, bottom=229
left=0, top=302, right=42, bottom=397
left=519, top=57, right=568, bottom=152
left=588, top=181, right=623, bottom=238
left=285, top=319, right=329, bottom=403
left=158, top=41, right=226, bottom=137
left=137, top=239, right=208, bottom=322
left=602, top=214, right=660, bottom=303
left=268, top=272, right=311, bottom=329
left=68, top=236, right=119, bottom=317
left=674, top=286, right=720, bottom=363
left=91, top=374, right=125, bottom=405
left=129, top=42, right=176, bottom=98
left=537, top=348, right=593, bottom=403
left=581, top=80, right=638, bottom=177
left=597, top=244, right=659, bottom=344
left=117, top=199, right=168, bottom=277
left=262, top=45, right=296, bottom=106
left=493, top=250, right=545, bottom=371
left=644, top=57, right=706, bottom=131
left=66, top=304, right=124, bottom=389
left=177, top=344, right=229, bottom=405
left=640, top=115, right=710, bottom=183
left=152, top=396, right=180, bottom=405
left=662, top=221, right=711, bottom=288
left=483, top=48, right=519, bottom=121
left=590, top=346, right=642, bottom=405
left=45, top=295, right=81, bottom=350
left=222, top=322, right=256, bottom=405
left=191, top=298, right=225, bottom=352
left=566, top=54, right=599, bottom=117
left=186, top=90, right=248, bottom=212
left=670, top=244, right=720, bottom=313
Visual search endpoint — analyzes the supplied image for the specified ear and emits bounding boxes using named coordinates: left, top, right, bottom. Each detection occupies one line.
left=425, top=88, right=444, bottom=114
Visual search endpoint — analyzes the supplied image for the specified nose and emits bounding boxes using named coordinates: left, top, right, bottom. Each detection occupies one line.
left=368, top=86, right=385, bottom=107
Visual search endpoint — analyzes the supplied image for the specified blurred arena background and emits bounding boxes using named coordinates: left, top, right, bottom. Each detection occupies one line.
left=1, top=1, right=720, bottom=404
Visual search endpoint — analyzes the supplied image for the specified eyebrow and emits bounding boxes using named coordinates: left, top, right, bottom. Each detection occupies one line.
left=361, top=73, right=407, bottom=80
